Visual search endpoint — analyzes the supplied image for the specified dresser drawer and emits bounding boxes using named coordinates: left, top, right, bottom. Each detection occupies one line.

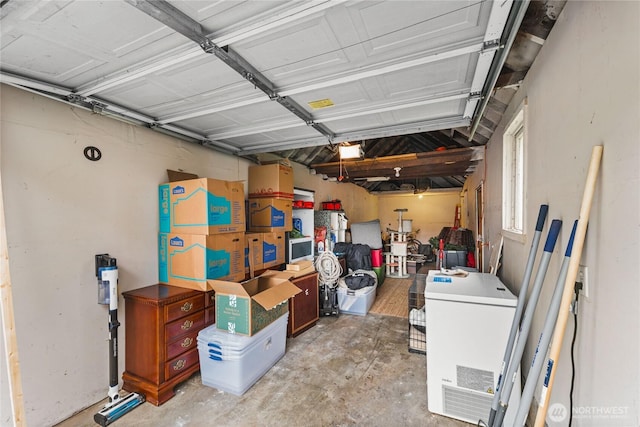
left=165, top=311, right=204, bottom=339
left=166, top=330, right=199, bottom=361
left=165, top=348, right=199, bottom=380
left=165, top=295, right=205, bottom=323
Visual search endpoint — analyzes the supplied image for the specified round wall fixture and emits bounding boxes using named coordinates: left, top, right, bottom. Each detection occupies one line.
left=84, top=146, right=102, bottom=161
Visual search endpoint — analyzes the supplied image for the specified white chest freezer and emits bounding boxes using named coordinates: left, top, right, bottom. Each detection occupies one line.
left=425, top=271, right=521, bottom=425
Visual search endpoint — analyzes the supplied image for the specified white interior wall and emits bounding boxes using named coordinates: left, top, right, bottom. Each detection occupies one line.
left=0, top=84, right=253, bottom=426
left=469, top=2, right=639, bottom=425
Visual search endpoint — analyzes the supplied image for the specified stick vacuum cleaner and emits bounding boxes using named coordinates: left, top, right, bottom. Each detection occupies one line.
left=94, top=254, right=144, bottom=426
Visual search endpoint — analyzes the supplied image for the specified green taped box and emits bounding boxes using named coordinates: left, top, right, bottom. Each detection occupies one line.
left=209, top=271, right=301, bottom=336
left=373, top=266, right=385, bottom=287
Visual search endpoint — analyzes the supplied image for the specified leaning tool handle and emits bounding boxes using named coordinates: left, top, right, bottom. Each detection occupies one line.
left=493, top=219, right=562, bottom=427
left=534, top=145, right=603, bottom=427
left=513, top=221, right=577, bottom=426
left=487, top=204, right=548, bottom=427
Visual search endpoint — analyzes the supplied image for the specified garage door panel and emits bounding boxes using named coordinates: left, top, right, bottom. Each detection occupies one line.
left=232, top=0, right=490, bottom=88
left=323, top=98, right=465, bottom=134
left=175, top=100, right=293, bottom=134
left=221, top=126, right=322, bottom=148
left=352, top=0, right=488, bottom=55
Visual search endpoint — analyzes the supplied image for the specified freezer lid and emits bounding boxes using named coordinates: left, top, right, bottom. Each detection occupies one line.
left=424, top=271, right=517, bottom=306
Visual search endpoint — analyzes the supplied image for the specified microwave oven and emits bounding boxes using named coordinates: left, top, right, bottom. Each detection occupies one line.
left=286, top=235, right=314, bottom=264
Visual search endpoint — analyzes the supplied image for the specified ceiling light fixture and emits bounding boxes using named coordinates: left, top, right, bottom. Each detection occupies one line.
left=339, top=144, right=363, bottom=159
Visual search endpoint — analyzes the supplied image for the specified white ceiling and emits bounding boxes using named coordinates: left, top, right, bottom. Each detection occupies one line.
left=0, top=0, right=525, bottom=156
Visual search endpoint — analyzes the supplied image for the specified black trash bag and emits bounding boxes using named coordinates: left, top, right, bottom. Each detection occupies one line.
left=344, top=272, right=376, bottom=290
left=332, top=242, right=351, bottom=256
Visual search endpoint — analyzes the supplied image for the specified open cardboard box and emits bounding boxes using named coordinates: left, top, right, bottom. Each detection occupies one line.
left=209, top=272, right=301, bottom=336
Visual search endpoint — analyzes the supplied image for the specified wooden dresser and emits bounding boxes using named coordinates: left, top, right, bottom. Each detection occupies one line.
left=288, top=272, right=319, bottom=337
left=122, top=284, right=214, bottom=405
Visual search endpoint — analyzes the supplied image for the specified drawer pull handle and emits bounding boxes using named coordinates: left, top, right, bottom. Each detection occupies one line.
left=305, top=289, right=309, bottom=296
left=181, top=302, right=193, bottom=312
left=181, top=320, right=193, bottom=330
left=173, top=359, right=186, bottom=371
left=181, top=337, right=193, bottom=348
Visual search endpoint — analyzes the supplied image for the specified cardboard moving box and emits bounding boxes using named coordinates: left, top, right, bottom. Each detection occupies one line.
left=158, top=232, right=245, bottom=291
left=159, top=178, right=245, bottom=235
left=248, top=164, right=294, bottom=200
left=248, top=198, right=292, bottom=232
left=209, top=272, right=301, bottom=336
left=262, top=231, right=285, bottom=269
left=245, top=232, right=264, bottom=276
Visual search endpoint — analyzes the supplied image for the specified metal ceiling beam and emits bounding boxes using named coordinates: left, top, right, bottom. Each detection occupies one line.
left=463, top=0, right=513, bottom=118
left=127, top=0, right=335, bottom=142
left=0, top=71, right=240, bottom=155
left=160, top=42, right=482, bottom=124
left=469, top=0, right=531, bottom=140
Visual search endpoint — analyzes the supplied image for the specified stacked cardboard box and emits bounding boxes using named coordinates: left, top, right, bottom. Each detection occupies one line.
left=246, top=163, right=293, bottom=269
left=158, top=177, right=246, bottom=291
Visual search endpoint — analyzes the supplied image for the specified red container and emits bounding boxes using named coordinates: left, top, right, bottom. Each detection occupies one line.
left=303, top=201, right=314, bottom=209
left=322, top=201, right=342, bottom=210
left=371, top=249, right=383, bottom=267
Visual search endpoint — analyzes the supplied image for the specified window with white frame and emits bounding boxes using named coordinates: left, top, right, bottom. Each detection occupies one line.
left=502, top=102, right=526, bottom=235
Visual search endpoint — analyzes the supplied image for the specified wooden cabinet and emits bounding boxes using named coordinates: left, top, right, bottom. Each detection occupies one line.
left=122, top=284, right=214, bottom=405
left=288, top=272, right=319, bottom=337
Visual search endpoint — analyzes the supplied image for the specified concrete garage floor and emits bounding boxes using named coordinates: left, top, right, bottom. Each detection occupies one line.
left=56, top=313, right=467, bottom=427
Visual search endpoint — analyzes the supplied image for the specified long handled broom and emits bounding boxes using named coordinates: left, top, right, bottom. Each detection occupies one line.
left=486, top=205, right=548, bottom=426
left=492, top=219, right=563, bottom=426
left=534, top=145, right=603, bottom=426
left=513, top=220, right=578, bottom=426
